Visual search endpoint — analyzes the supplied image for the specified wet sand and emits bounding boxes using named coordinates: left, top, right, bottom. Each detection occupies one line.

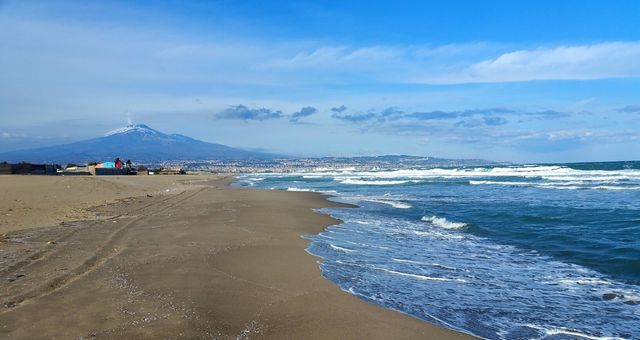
left=0, top=175, right=473, bottom=339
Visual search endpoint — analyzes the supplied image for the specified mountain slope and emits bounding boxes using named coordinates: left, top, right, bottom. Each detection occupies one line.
left=0, top=124, right=283, bottom=164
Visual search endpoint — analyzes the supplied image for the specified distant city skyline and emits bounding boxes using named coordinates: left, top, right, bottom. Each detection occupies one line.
left=1, top=0, right=639, bottom=162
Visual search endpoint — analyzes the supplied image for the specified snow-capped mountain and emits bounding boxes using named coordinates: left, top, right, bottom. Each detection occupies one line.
left=0, top=124, right=284, bottom=164
left=105, top=124, right=164, bottom=136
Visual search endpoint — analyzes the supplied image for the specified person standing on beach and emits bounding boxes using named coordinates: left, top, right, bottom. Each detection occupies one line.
left=115, top=158, right=122, bottom=169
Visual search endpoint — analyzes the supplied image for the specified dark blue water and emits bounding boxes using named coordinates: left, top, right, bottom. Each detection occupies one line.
left=238, top=162, right=640, bottom=339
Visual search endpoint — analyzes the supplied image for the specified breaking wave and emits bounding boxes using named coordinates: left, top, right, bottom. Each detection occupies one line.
left=340, top=179, right=414, bottom=185
left=237, top=161, right=640, bottom=339
left=364, top=199, right=412, bottom=209
left=259, top=164, right=640, bottom=191
left=422, top=216, right=468, bottom=230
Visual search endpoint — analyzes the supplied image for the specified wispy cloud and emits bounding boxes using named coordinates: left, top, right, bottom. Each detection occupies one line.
left=424, top=42, right=640, bottom=84
left=3, top=11, right=640, bottom=98
left=328, top=105, right=634, bottom=153
left=617, top=104, right=640, bottom=113
left=331, top=112, right=377, bottom=123
left=332, top=107, right=571, bottom=123
left=217, top=105, right=284, bottom=121
left=331, top=107, right=401, bottom=122
left=269, top=46, right=403, bottom=69
left=217, top=105, right=323, bottom=123
left=330, top=105, right=348, bottom=113
left=483, top=116, right=508, bottom=126
left=290, top=106, right=318, bottom=122
left=381, top=120, right=640, bottom=151
left=262, top=41, right=640, bottom=84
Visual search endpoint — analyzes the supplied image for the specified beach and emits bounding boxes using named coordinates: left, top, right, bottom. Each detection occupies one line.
left=0, top=175, right=471, bottom=339
left=240, top=165, right=640, bottom=339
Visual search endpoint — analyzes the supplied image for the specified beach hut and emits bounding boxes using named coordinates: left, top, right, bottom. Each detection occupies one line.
left=89, top=162, right=128, bottom=176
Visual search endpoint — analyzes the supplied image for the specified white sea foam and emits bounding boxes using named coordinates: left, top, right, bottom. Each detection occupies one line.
left=392, top=258, right=426, bottom=265
left=411, top=230, right=436, bottom=237
left=558, top=278, right=613, bottom=287
left=524, top=324, right=626, bottom=340
left=470, top=179, right=640, bottom=190
left=431, top=263, right=458, bottom=271
left=265, top=165, right=640, bottom=191
left=392, top=258, right=458, bottom=271
left=375, top=267, right=465, bottom=282
left=545, top=330, right=625, bottom=340
left=365, top=199, right=412, bottom=209
left=286, top=187, right=312, bottom=192
left=470, top=180, right=534, bottom=186
left=302, top=174, right=328, bottom=179
left=422, top=216, right=468, bottom=230
left=409, top=229, right=465, bottom=240
left=329, top=244, right=355, bottom=253
left=592, top=185, right=640, bottom=191
left=340, top=179, right=413, bottom=185
left=243, top=165, right=640, bottom=338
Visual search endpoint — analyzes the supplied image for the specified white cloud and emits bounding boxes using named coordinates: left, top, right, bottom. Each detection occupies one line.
left=4, top=10, right=639, bottom=95
left=269, top=46, right=404, bottom=69
left=573, top=97, right=597, bottom=106
left=425, top=42, right=640, bottom=84
left=2, top=5, right=640, bottom=159
left=265, top=41, right=640, bottom=84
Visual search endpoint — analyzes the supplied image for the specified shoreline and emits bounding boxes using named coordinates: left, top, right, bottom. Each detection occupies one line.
left=243, top=182, right=482, bottom=339
left=0, top=174, right=473, bottom=339
left=229, top=178, right=477, bottom=339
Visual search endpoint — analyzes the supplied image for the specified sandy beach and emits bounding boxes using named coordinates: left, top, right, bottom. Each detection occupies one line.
left=0, top=175, right=472, bottom=339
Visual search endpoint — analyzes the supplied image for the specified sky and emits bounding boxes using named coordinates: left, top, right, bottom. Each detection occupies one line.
left=1, top=0, right=639, bottom=162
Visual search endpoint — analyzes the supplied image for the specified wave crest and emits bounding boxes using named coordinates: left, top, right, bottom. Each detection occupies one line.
left=421, top=216, right=467, bottom=230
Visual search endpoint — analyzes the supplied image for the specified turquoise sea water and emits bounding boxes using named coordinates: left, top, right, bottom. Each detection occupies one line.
left=237, top=161, right=640, bottom=339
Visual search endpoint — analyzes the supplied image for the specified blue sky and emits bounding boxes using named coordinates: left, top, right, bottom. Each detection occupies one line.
left=1, top=0, right=639, bottom=162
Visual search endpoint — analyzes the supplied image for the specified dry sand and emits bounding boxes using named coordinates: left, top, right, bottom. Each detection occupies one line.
left=0, top=175, right=473, bottom=339
left=0, top=175, right=199, bottom=234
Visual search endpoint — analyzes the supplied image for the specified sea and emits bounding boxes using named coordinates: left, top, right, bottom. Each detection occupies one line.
left=236, top=161, right=640, bottom=340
